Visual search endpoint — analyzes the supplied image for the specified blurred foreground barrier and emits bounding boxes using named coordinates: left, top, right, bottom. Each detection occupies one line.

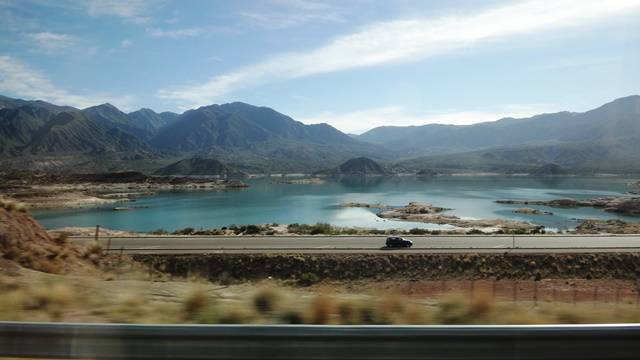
left=1, top=322, right=640, bottom=359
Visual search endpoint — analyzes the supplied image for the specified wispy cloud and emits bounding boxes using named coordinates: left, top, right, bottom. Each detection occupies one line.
left=0, top=55, right=133, bottom=109
left=85, top=0, right=156, bottom=24
left=159, top=0, right=640, bottom=108
left=298, top=104, right=559, bottom=134
left=146, top=26, right=206, bottom=38
left=240, top=0, right=344, bottom=29
left=26, top=31, right=77, bottom=52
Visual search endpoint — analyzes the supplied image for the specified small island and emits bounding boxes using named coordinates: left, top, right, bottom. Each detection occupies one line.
left=315, top=157, right=392, bottom=176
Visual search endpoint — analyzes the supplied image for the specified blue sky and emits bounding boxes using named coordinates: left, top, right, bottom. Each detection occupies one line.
left=0, top=0, right=639, bottom=133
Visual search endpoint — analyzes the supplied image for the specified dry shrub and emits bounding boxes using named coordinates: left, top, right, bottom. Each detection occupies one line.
left=183, top=287, right=210, bottom=318
left=337, top=300, right=360, bottom=324
left=435, top=293, right=489, bottom=324
left=84, top=241, right=103, bottom=257
left=19, top=282, right=75, bottom=320
left=253, top=287, right=281, bottom=314
left=217, top=304, right=257, bottom=324
left=279, top=309, right=304, bottom=324
left=306, top=295, right=334, bottom=324
left=469, top=290, right=495, bottom=318
left=53, top=233, right=69, bottom=246
left=108, top=294, right=149, bottom=323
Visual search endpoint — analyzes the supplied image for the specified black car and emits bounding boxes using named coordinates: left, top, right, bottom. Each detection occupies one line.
left=385, top=236, right=413, bottom=248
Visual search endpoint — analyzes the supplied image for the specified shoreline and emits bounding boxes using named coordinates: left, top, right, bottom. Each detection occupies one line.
left=1, top=171, right=249, bottom=209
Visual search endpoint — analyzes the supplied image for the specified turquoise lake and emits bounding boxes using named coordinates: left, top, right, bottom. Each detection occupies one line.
left=32, top=176, right=639, bottom=232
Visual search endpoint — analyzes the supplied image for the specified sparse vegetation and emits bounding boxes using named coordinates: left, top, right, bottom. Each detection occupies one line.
left=0, top=198, right=27, bottom=213
left=3, top=275, right=640, bottom=325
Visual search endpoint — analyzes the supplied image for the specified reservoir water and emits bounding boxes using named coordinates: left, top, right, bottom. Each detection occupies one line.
left=32, top=176, right=638, bottom=232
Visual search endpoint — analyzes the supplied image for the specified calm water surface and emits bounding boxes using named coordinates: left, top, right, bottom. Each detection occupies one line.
left=32, top=176, right=638, bottom=232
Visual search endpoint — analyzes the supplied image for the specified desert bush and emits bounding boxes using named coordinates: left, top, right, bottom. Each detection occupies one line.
left=336, top=300, right=366, bottom=325
left=306, top=295, right=334, bottom=324
left=253, top=287, right=281, bottom=313
left=279, top=310, right=304, bottom=324
left=466, top=229, right=484, bottom=235
left=150, top=229, right=169, bottom=235
left=53, top=233, right=69, bottom=246
left=183, top=287, right=210, bottom=318
left=0, top=199, right=28, bottom=212
left=287, top=223, right=335, bottom=235
left=218, top=271, right=234, bottom=286
left=297, top=272, right=320, bottom=286
left=310, top=223, right=332, bottom=234
left=409, top=228, right=430, bottom=235
left=173, top=227, right=195, bottom=235
left=84, top=241, right=103, bottom=257
left=217, top=304, right=257, bottom=324
left=245, top=225, right=261, bottom=235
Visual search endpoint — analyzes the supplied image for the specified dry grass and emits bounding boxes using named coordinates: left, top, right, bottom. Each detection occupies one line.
left=0, top=198, right=28, bottom=213
left=3, top=274, right=640, bottom=325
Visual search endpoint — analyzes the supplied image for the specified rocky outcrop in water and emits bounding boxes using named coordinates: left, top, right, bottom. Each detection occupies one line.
left=496, top=197, right=640, bottom=216
left=376, top=202, right=539, bottom=232
left=513, top=208, right=553, bottom=215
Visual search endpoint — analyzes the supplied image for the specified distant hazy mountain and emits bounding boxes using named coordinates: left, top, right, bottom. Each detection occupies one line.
left=395, top=136, right=640, bottom=174
left=359, top=95, right=640, bottom=158
left=155, top=157, right=244, bottom=177
left=150, top=102, right=384, bottom=172
left=316, top=157, right=391, bottom=176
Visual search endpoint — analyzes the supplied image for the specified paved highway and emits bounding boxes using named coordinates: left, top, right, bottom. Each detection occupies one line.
left=70, top=235, right=640, bottom=254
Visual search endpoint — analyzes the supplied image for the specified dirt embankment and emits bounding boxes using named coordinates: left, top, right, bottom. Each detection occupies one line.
left=135, top=253, right=640, bottom=283
left=0, top=170, right=248, bottom=209
left=0, top=201, right=91, bottom=274
left=0, top=200, right=132, bottom=275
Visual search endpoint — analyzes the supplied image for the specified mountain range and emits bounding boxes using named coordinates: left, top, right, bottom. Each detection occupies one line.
left=0, top=94, right=639, bottom=174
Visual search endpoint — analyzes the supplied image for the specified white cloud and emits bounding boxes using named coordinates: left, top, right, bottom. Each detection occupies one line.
left=26, top=32, right=77, bottom=52
left=241, top=0, right=344, bottom=29
left=120, top=39, right=133, bottom=48
left=146, top=27, right=206, bottom=38
left=86, top=0, right=154, bottom=24
left=0, top=55, right=133, bottom=109
left=159, top=0, right=640, bottom=108
left=298, top=104, right=559, bottom=134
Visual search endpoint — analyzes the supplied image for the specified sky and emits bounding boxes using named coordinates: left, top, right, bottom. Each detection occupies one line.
left=0, top=0, right=639, bottom=134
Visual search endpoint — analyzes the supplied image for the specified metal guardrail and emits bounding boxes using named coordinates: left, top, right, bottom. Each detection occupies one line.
left=1, top=322, right=640, bottom=359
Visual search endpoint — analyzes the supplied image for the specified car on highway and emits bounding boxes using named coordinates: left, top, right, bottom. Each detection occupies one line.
left=385, top=236, right=413, bottom=248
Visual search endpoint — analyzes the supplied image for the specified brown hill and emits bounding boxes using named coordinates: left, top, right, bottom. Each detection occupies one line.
left=0, top=200, right=103, bottom=274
